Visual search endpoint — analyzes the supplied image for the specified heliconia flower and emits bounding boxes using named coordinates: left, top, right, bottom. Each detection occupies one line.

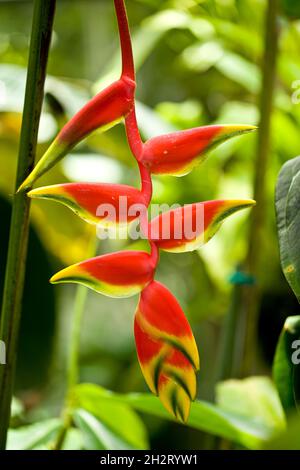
left=134, top=281, right=199, bottom=422
left=148, top=199, right=256, bottom=253
left=28, top=164, right=152, bottom=227
left=50, top=250, right=157, bottom=298
left=18, top=76, right=135, bottom=193
left=138, top=125, right=257, bottom=176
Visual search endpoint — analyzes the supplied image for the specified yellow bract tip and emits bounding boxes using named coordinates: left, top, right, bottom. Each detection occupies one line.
left=28, top=185, right=63, bottom=199
left=219, top=124, right=258, bottom=138
left=50, top=264, right=80, bottom=284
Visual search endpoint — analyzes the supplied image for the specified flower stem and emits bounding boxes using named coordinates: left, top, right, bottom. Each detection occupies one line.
left=0, top=0, right=56, bottom=449
left=126, top=109, right=144, bottom=160
left=114, top=0, right=135, bottom=81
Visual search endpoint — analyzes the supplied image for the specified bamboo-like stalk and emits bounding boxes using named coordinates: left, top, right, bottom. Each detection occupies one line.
left=239, top=0, right=279, bottom=375
left=0, top=0, right=56, bottom=449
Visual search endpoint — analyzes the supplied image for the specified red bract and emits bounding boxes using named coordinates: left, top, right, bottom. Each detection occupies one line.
left=140, top=125, right=256, bottom=176
left=127, top=120, right=256, bottom=176
left=135, top=281, right=199, bottom=422
left=28, top=163, right=152, bottom=226
left=148, top=199, right=256, bottom=252
left=18, top=77, right=135, bottom=192
left=51, top=248, right=157, bottom=298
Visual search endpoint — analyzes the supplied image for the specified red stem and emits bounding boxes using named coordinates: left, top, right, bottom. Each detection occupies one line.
left=114, top=0, right=135, bottom=81
left=150, top=241, right=159, bottom=268
left=125, top=107, right=143, bottom=159
left=114, top=1, right=157, bottom=267
left=138, top=161, right=152, bottom=206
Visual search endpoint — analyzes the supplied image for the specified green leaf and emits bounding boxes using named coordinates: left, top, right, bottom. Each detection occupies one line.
left=6, top=419, right=62, bottom=450
left=74, top=409, right=133, bottom=450
left=275, top=156, right=300, bottom=301
left=73, top=383, right=280, bottom=449
left=72, top=385, right=149, bottom=450
left=61, top=427, right=83, bottom=450
left=273, top=316, right=300, bottom=412
left=265, top=414, right=300, bottom=450
left=216, top=377, right=286, bottom=432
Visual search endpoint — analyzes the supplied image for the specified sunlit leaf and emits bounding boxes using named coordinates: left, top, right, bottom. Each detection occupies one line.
left=6, top=419, right=62, bottom=450
left=72, top=385, right=149, bottom=450
left=73, top=409, right=133, bottom=450
left=61, top=427, right=83, bottom=450
left=74, top=384, right=278, bottom=449
left=216, top=377, right=286, bottom=433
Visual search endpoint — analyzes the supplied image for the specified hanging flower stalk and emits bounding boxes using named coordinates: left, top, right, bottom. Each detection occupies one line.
left=20, top=0, right=256, bottom=422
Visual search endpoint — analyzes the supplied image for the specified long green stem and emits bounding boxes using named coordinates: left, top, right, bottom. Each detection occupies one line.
left=0, top=0, right=56, bottom=449
left=239, top=0, right=279, bottom=376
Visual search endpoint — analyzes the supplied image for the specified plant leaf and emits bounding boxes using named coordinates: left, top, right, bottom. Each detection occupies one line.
left=6, top=419, right=62, bottom=450
left=73, top=409, right=133, bottom=450
left=61, top=427, right=83, bottom=450
left=72, top=386, right=149, bottom=450
left=73, top=383, right=280, bottom=449
left=275, top=156, right=300, bottom=301
left=273, top=315, right=300, bottom=412
left=216, top=377, right=286, bottom=432
left=264, top=414, right=300, bottom=450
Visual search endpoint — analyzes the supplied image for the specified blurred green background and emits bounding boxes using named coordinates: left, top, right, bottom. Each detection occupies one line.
left=1, top=0, right=300, bottom=450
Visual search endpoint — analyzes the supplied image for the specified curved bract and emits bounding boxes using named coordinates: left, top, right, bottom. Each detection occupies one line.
left=134, top=281, right=199, bottom=422
left=139, top=125, right=257, bottom=176
left=148, top=199, right=256, bottom=253
left=18, top=77, right=135, bottom=192
left=28, top=182, right=148, bottom=226
left=51, top=251, right=156, bottom=298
